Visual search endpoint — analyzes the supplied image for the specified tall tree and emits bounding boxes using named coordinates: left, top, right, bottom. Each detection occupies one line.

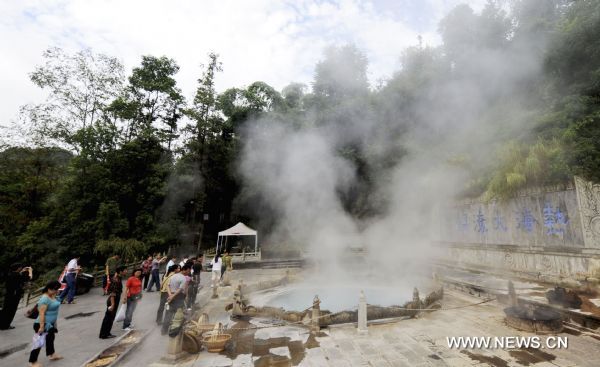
left=439, top=2, right=511, bottom=68
left=282, top=83, right=307, bottom=110
left=20, top=47, right=125, bottom=153
left=544, top=0, right=600, bottom=182
left=185, top=53, right=223, bottom=177
left=0, top=147, right=71, bottom=272
left=110, top=56, right=185, bottom=151
left=312, top=44, right=369, bottom=106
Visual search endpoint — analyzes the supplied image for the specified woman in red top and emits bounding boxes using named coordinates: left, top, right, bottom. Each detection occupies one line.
left=122, top=269, right=143, bottom=330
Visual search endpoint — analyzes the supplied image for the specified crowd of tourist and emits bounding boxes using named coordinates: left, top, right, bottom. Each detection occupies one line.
left=0, top=251, right=234, bottom=367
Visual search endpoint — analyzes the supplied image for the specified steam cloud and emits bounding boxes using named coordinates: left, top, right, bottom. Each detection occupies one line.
left=237, top=5, right=549, bottom=283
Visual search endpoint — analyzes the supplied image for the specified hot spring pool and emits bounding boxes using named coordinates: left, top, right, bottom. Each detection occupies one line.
left=251, top=283, right=426, bottom=313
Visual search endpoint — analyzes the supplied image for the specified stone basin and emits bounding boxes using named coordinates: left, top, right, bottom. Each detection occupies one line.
left=504, top=306, right=563, bottom=334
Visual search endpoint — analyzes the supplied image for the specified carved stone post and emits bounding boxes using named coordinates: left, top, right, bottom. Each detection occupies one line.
left=311, top=295, right=320, bottom=333
left=283, top=269, right=290, bottom=285
left=161, top=309, right=187, bottom=362
left=412, top=287, right=421, bottom=309
left=358, top=290, right=368, bottom=334
left=165, top=332, right=185, bottom=360
left=508, top=280, right=518, bottom=307
left=232, top=285, right=245, bottom=316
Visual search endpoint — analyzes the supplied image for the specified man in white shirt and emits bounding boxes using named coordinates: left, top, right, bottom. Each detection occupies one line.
left=165, top=256, right=177, bottom=274
left=60, top=256, right=81, bottom=304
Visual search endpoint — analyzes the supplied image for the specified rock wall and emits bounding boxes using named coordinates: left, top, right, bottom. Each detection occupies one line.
left=435, top=177, right=600, bottom=280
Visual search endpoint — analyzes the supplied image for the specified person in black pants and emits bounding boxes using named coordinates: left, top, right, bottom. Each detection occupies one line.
left=99, top=266, right=127, bottom=339
left=0, top=263, right=32, bottom=330
left=31, top=324, right=57, bottom=365
left=141, top=256, right=152, bottom=290
left=156, top=265, right=179, bottom=325
left=188, top=257, right=203, bottom=308
left=29, top=281, right=63, bottom=366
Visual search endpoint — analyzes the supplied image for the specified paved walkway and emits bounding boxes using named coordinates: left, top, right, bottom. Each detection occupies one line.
left=0, top=280, right=172, bottom=367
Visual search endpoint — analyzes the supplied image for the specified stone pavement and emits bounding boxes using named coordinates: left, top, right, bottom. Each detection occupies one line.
left=182, top=289, right=600, bottom=367
left=0, top=283, right=163, bottom=367
left=308, top=290, right=600, bottom=367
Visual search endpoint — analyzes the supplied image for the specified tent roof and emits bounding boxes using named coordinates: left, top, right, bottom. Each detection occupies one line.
left=218, top=222, right=257, bottom=236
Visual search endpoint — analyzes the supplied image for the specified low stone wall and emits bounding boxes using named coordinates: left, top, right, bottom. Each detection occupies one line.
left=435, top=242, right=600, bottom=283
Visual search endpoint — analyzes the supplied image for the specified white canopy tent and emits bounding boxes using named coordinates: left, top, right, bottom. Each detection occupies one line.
left=216, top=222, right=258, bottom=254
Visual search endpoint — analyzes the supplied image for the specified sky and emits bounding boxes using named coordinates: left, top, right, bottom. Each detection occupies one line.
left=0, top=0, right=488, bottom=130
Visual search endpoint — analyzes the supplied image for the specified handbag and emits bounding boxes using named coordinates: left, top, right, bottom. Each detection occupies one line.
left=115, top=306, right=126, bottom=322
left=25, top=304, right=39, bottom=319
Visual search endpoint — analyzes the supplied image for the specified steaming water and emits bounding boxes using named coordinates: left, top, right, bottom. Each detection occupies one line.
left=251, top=283, right=423, bottom=313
